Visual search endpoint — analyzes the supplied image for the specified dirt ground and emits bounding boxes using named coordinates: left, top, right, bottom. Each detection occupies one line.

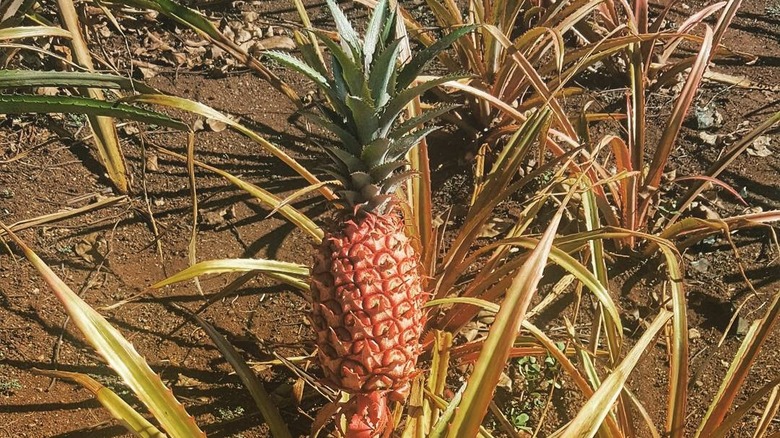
left=0, top=0, right=779, bottom=437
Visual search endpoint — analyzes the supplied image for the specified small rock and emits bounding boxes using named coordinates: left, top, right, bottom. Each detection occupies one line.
left=199, top=205, right=236, bottom=229
left=689, top=258, right=710, bottom=274
left=695, top=380, right=703, bottom=387
left=696, top=204, right=720, bottom=220
left=694, top=105, right=723, bottom=130
left=145, top=153, right=159, bottom=172
left=741, top=206, right=763, bottom=215
left=236, top=29, right=253, bottom=44
left=206, top=118, right=227, bottom=132
left=222, top=26, right=235, bottom=41
left=497, top=372, right=512, bottom=391
left=207, top=45, right=226, bottom=60
left=153, top=198, right=165, bottom=207
left=193, top=118, right=207, bottom=132
left=747, top=136, right=772, bottom=157
left=698, top=131, right=719, bottom=146
left=257, top=35, right=296, bottom=51
left=735, top=316, right=750, bottom=336
left=688, top=328, right=701, bottom=340
left=242, top=11, right=258, bottom=22
left=121, top=124, right=140, bottom=135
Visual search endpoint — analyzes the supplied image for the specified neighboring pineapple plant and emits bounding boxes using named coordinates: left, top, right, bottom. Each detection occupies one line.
left=265, top=1, right=471, bottom=435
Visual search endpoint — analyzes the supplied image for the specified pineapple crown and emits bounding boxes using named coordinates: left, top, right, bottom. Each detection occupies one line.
left=266, top=0, right=473, bottom=214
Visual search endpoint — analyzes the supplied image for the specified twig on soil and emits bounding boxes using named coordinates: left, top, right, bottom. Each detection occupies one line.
left=48, top=247, right=111, bottom=391
left=0, top=195, right=128, bottom=239
left=272, top=351, right=337, bottom=402
left=0, top=137, right=59, bottom=164
left=166, top=271, right=260, bottom=337
left=186, top=131, right=205, bottom=296
left=138, top=131, right=165, bottom=264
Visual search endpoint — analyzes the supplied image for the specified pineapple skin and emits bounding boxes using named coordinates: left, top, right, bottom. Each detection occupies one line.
left=310, top=210, right=425, bottom=403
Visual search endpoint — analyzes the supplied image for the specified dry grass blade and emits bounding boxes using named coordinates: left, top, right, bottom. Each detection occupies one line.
left=561, top=310, right=672, bottom=438
left=0, top=195, right=127, bottom=238
left=524, top=321, right=622, bottom=436
left=428, top=296, right=622, bottom=435
left=152, top=258, right=309, bottom=289
left=0, top=25, right=71, bottom=39
left=152, top=145, right=323, bottom=241
left=433, top=77, right=579, bottom=149
left=126, top=94, right=333, bottom=200
left=752, top=386, right=780, bottom=438
left=641, top=26, right=713, bottom=211
left=31, top=368, right=165, bottom=438
left=266, top=180, right=340, bottom=219
left=481, top=24, right=577, bottom=139
left=57, top=0, right=128, bottom=193
left=668, top=110, right=780, bottom=226
left=447, top=210, right=562, bottom=436
left=0, top=0, right=35, bottom=26
left=425, top=330, right=452, bottom=430
left=621, top=387, right=662, bottom=438
left=710, top=377, right=780, bottom=438
left=651, top=211, right=780, bottom=256
left=1, top=226, right=205, bottom=437
left=554, top=227, right=688, bottom=435
left=695, top=291, right=780, bottom=437
left=173, top=305, right=293, bottom=438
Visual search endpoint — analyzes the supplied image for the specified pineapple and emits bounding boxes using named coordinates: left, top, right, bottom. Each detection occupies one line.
left=266, top=1, right=471, bottom=435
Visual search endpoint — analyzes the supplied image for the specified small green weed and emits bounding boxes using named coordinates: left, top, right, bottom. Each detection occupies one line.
left=217, top=405, right=245, bottom=421
left=0, top=377, right=22, bottom=395
left=505, top=343, right=564, bottom=432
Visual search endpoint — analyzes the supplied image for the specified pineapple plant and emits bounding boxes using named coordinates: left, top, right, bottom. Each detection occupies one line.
left=265, top=1, right=472, bottom=435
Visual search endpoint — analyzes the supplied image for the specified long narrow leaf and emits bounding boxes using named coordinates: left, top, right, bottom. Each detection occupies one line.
left=153, top=259, right=309, bottom=289
left=447, top=211, right=562, bottom=436
left=561, top=310, right=672, bottom=438
left=126, top=94, right=334, bottom=200
left=0, top=95, right=188, bottom=130
left=0, top=70, right=157, bottom=93
left=696, top=292, right=780, bottom=436
left=152, top=146, right=323, bottom=241
left=180, top=308, right=293, bottom=438
left=2, top=227, right=205, bottom=437
left=0, top=25, right=71, bottom=39
left=31, top=368, right=165, bottom=438
left=57, top=0, right=128, bottom=193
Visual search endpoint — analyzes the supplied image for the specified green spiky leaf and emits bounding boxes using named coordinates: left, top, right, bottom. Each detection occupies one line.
left=325, top=0, right=361, bottom=59
left=396, top=25, right=476, bottom=90
left=379, top=73, right=468, bottom=134
left=0, top=94, right=187, bottom=130
left=363, top=0, right=391, bottom=70
left=368, top=37, right=403, bottom=109
left=390, top=103, right=459, bottom=139
left=369, top=160, right=408, bottom=181
left=315, top=31, right=372, bottom=101
left=361, top=138, right=391, bottom=166
left=345, top=95, right=379, bottom=143
left=388, top=126, right=440, bottom=161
